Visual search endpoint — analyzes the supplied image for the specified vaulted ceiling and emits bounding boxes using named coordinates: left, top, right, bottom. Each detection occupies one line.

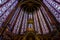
left=18, top=0, right=42, bottom=12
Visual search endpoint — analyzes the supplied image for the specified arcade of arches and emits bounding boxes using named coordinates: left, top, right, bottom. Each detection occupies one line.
left=0, top=0, right=60, bottom=40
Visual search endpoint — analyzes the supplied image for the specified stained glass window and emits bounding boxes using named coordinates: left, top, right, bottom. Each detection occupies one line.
left=0, top=0, right=59, bottom=39
left=43, top=0, right=60, bottom=23
left=0, top=0, right=18, bottom=27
